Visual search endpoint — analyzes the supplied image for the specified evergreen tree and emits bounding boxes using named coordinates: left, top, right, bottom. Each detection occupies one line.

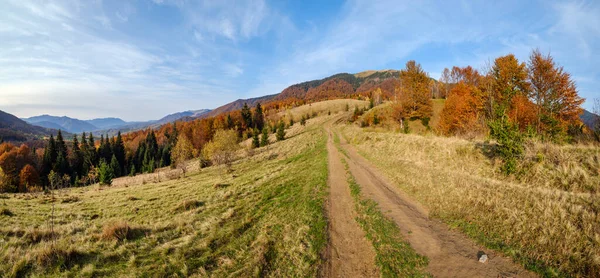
left=88, top=133, right=97, bottom=166
left=226, top=114, right=234, bottom=130
left=113, top=132, right=126, bottom=174
left=260, top=127, right=269, bottom=147
left=129, top=164, right=135, bottom=177
left=241, top=103, right=252, bottom=129
left=70, top=134, right=83, bottom=178
left=41, top=134, right=57, bottom=185
left=252, top=128, right=260, bottom=148
left=98, top=159, right=113, bottom=185
left=110, top=155, right=121, bottom=177
left=300, top=115, right=307, bottom=126
left=253, top=103, right=264, bottom=130
left=276, top=121, right=286, bottom=141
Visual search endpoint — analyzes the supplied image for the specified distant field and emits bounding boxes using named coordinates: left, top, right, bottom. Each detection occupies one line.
left=0, top=111, right=334, bottom=277
left=339, top=124, right=600, bottom=276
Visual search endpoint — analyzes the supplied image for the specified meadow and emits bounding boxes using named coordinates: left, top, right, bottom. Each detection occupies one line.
left=0, top=111, right=334, bottom=277
left=339, top=123, right=600, bottom=276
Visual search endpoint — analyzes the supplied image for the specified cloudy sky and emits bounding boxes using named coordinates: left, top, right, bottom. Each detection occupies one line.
left=1, top=0, right=598, bottom=121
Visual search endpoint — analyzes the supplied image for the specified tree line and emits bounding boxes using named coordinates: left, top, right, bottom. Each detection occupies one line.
left=0, top=102, right=291, bottom=193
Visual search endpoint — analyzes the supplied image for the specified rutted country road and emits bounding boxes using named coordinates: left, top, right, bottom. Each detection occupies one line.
left=323, top=128, right=379, bottom=277
left=324, top=121, right=535, bottom=277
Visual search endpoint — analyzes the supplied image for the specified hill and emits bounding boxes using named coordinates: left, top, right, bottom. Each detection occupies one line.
left=0, top=110, right=56, bottom=142
left=198, top=70, right=401, bottom=120
left=581, top=109, right=599, bottom=129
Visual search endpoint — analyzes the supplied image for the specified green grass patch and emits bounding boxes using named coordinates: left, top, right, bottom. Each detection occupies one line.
left=338, top=153, right=429, bottom=277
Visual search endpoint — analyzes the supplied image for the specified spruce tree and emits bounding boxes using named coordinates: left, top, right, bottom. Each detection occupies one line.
left=241, top=103, right=252, bottom=129
left=253, top=103, right=264, bottom=130
left=110, top=155, right=121, bottom=177
left=70, top=134, right=83, bottom=178
left=113, top=132, right=125, bottom=174
left=252, top=128, right=260, bottom=148
left=88, top=133, right=97, bottom=166
left=41, top=134, right=57, bottom=186
left=98, top=160, right=113, bottom=185
left=260, top=127, right=269, bottom=147
left=276, top=121, right=286, bottom=141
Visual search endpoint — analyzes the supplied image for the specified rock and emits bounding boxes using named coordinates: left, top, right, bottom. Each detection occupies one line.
left=478, top=254, right=488, bottom=263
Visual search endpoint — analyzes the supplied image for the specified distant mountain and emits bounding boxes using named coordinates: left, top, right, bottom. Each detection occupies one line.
left=24, top=115, right=98, bottom=133
left=156, top=109, right=211, bottom=125
left=22, top=109, right=211, bottom=136
left=0, top=110, right=57, bottom=142
left=581, top=109, right=599, bottom=129
left=85, top=118, right=128, bottom=130
left=32, top=121, right=64, bottom=131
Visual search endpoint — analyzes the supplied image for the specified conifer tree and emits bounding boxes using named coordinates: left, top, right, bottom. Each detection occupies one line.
left=98, top=159, right=113, bottom=185
left=276, top=121, right=286, bottom=141
left=241, top=103, right=252, bottom=130
left=253, top=103, right=264, bottom=131
left=252, top=128, right=260, bottom=148
left=88, top=133, right=97, bottom=166
left=41, top=134, right=57, bottom=185
left=70, top=134, right=83, bottom=178
left=113, top=132, right=126, bottom=174
left=260, top=127, right=269, bottom=147
left=110, top=155, right=121, bottom=177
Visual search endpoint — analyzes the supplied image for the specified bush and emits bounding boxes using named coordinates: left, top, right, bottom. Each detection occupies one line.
left=489, top=116, right=524, bottom=175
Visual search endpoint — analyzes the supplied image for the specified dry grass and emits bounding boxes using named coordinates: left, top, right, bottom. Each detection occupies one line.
left=0, top=107, right=332, bottom=277
left=340, top=124, right=600, bottom=276
left=101, top=221, right=148, bottom=241
left=174, top=199, right=204, bottom=212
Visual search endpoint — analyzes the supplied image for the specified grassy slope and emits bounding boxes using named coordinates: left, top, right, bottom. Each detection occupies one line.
left=0, top=115, right=330, bottom=277
left=340, top=124, right=600, bottom=277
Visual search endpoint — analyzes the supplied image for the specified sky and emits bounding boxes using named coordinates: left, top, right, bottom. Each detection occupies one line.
left=0, top=0, right=599, bottom=121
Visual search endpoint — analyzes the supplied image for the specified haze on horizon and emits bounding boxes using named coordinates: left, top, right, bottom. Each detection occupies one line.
left=1, top=0, right=598, bottom=121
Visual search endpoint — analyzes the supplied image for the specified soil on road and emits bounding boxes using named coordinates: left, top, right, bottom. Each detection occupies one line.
left=322, top=129, right=379, bottom=278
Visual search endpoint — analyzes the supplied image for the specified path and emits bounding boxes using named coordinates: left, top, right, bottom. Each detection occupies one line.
left=323, top=128, right=379, bottom=278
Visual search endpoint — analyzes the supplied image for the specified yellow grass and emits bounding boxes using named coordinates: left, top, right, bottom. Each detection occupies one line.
left=339, top=124, right=600, bottom=276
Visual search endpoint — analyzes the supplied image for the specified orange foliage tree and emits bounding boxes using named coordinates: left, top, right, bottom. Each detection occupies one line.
left=528, top=49, right=584, bottom=136
left=393, top=60, right=432, bottom=128
left=438, top=82, right=485, bottom=136
left=19, top=164, right=40, bottom=192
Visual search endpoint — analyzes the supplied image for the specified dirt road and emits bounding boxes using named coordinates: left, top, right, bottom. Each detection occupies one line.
left=323, top=129, right=379, bottom=278
left=334, top=128, right=535, bottom=278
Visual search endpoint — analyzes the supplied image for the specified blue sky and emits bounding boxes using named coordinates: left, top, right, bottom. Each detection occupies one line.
left=0, top=0, right=598, bottom=121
